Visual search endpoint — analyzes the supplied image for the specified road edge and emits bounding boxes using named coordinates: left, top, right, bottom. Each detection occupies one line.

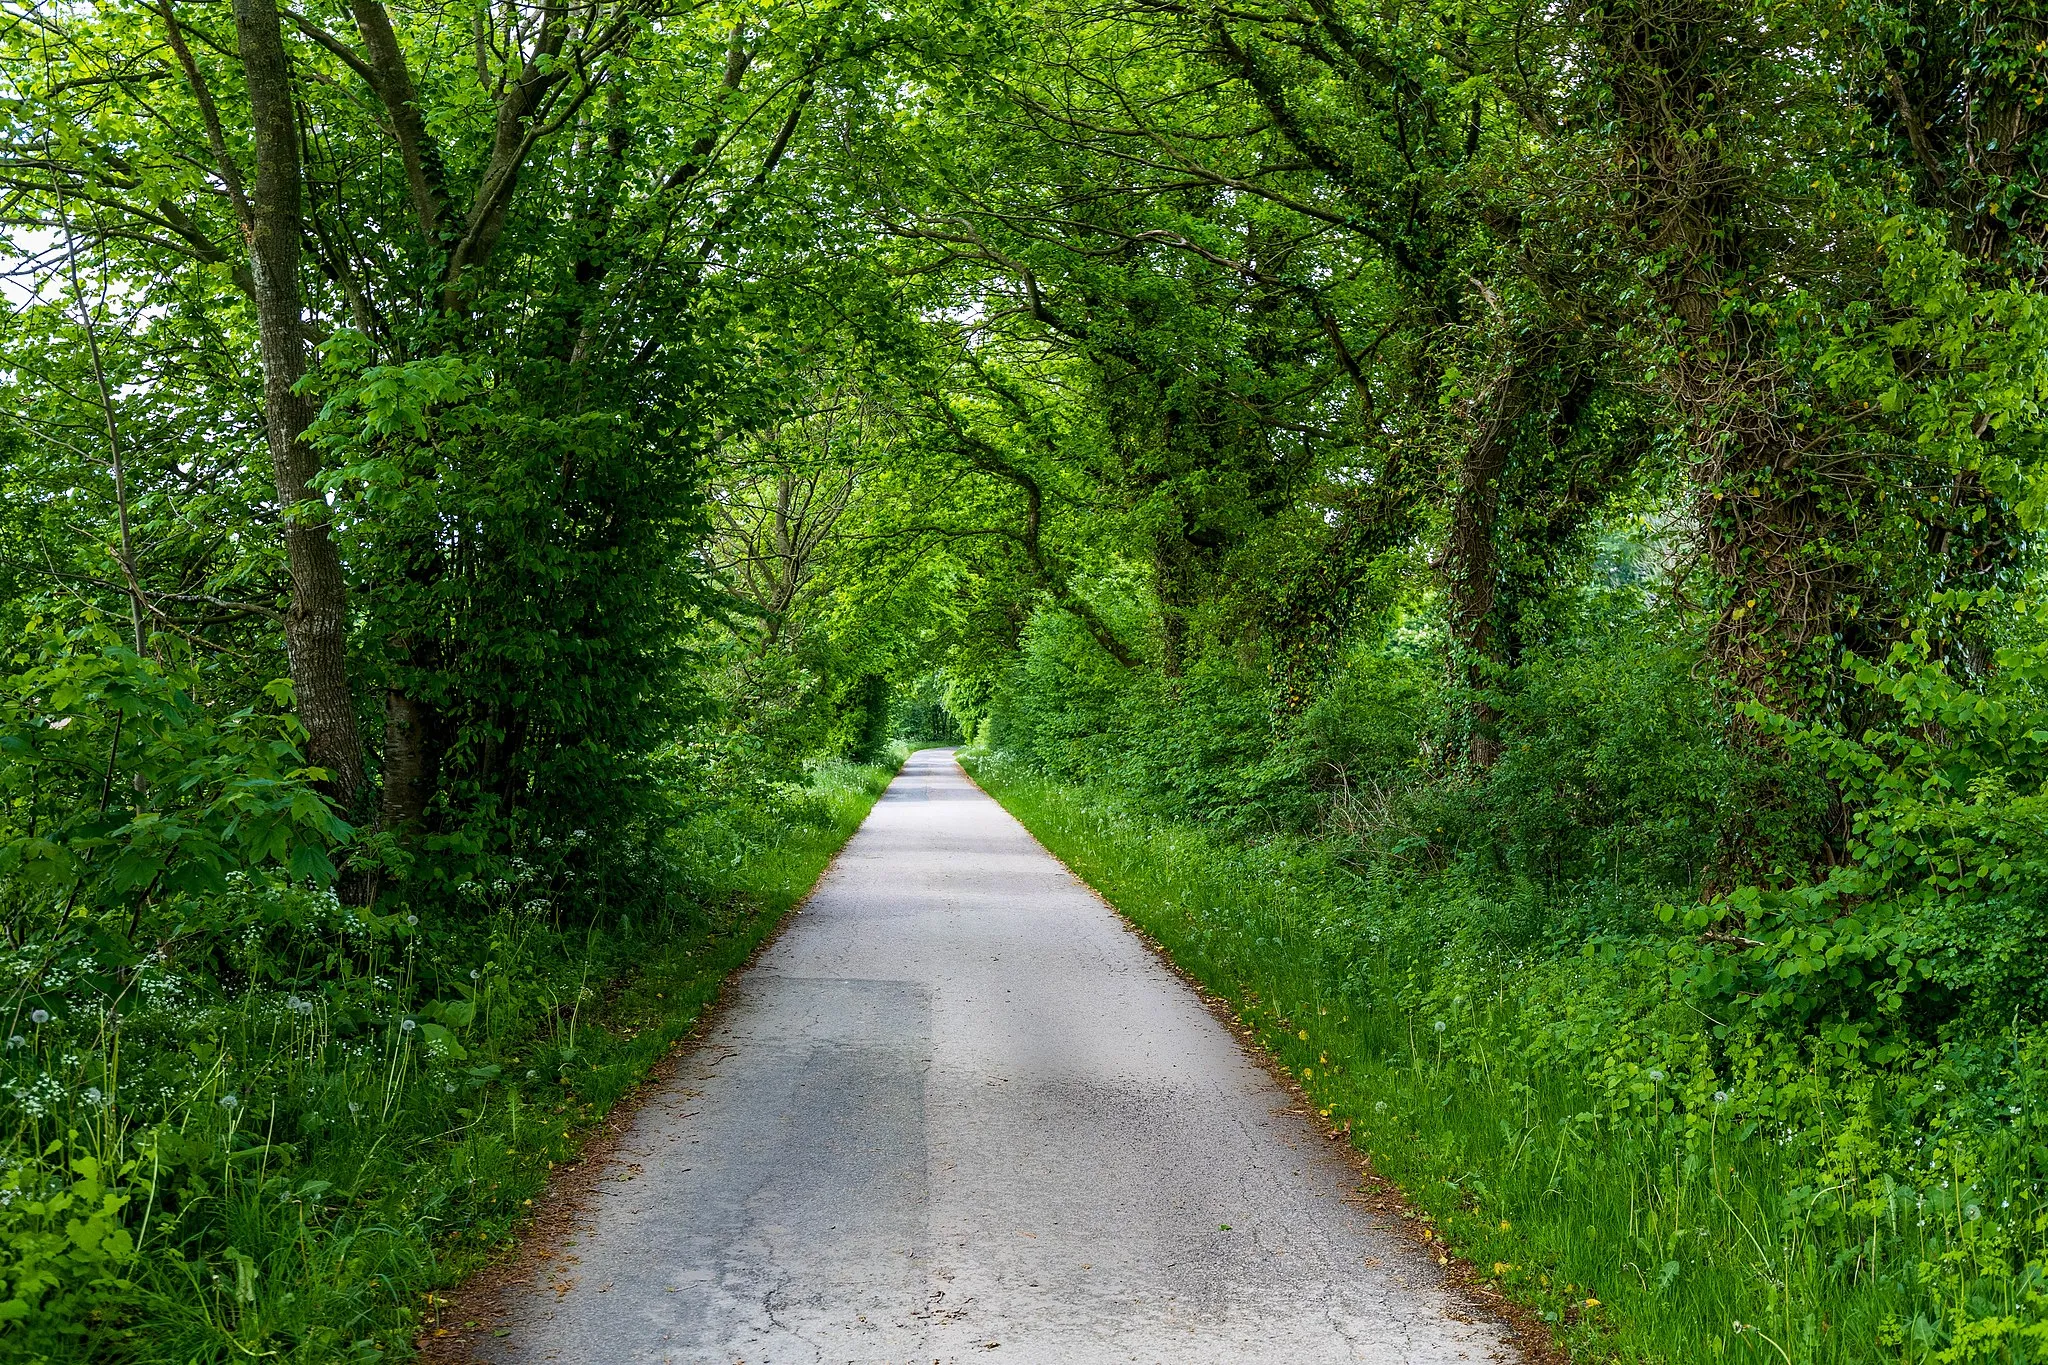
left=952, top=750, right=1569, bottom=1365
left=415, top=757, right=908, bottom=1362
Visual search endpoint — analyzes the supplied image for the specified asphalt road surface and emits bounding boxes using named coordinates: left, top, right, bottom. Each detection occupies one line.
left=475, top=749, right=1518, bottom=1364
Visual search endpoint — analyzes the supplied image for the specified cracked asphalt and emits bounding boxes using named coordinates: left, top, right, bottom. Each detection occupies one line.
left=472, top=749, right=1519, bottom=1364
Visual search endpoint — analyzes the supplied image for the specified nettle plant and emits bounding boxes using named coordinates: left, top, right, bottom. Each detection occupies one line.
left=1681, top=592, right=2048, bottom=1045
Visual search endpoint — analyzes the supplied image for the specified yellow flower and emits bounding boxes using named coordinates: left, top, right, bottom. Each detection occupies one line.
left=1297, top=1029, right=1308, bottom=1041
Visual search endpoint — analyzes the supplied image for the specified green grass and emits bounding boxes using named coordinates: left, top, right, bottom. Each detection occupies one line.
left=965, top=757, right=2043, bottom=1365
left=6, top=754, right=901, bottom=1365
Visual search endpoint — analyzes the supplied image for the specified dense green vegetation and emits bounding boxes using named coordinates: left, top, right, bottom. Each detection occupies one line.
left=7, top=0, right=2048, bottom=1357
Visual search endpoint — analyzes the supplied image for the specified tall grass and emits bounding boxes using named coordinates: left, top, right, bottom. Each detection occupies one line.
left=968, top=758, right=2048, bottom=1364
left=0, top=754, right=901, bottom=1364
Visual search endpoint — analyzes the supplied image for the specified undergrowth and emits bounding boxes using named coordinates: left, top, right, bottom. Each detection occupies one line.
left=0, top=749, right=900, bottom=1364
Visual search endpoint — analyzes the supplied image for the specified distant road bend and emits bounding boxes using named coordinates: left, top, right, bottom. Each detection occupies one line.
left=471, top=749, right=1518, bottom=1364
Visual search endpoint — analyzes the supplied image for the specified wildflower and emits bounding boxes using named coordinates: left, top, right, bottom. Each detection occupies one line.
left=1374, top=1101, right=1388, bottom=1113
left=1647, top=1069, right=1664, bottom=1082
left=1714, top=1091, right=1730, bottom=1104
left=444, top=1082, right=457, bottom=1094
left=220, top=1093, right=239, bottom=1110
left=29, top=1009, right=48, bottom=1025
left=348, top=1102, right=361, bottom=1115
left=470, top=969, right=481, bottom=981
left=400, top=1018, right=417, bottom=1033
left=5, top=1037, right=23, bottom=1050
left=406, top=914, right=419, bottom=927
left=83, top=1087, right=102, bottom=1105
left=1432, top=1020, right=1445, bottom=1033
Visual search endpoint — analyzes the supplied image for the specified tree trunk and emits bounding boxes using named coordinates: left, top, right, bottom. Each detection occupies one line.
left=379, top=684, right=441, bottom=832
left=1594, top=0, right=1838, bottom=718
left=232, top=0, right=368, bottom=814
left=1442, top=361, right=1531, bottom=769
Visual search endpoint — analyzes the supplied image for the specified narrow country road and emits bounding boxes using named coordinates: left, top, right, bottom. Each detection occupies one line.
left=471, top=750, right=1518, bottom=1364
